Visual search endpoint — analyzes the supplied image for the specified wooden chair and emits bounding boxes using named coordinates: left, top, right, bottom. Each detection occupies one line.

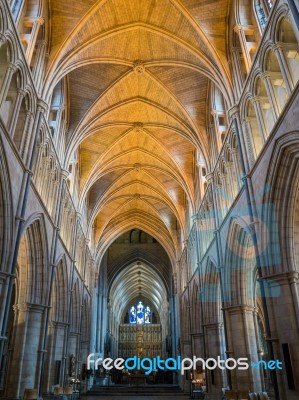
left=53, top=387, right=64, bottom=399
left=238, top=390, right=249, bottom=399
left=191, top=383, right=205, bottom=399
left=225, top=390, right=238, bottom=400
left=63, top=387, right=73, bottom=399
left=23, top=389, right=38, bottom=400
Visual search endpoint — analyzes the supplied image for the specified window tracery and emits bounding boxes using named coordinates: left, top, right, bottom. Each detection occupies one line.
left=255, top=0, right=267, bottom=31
left=129, top=301, right=151, bottom=325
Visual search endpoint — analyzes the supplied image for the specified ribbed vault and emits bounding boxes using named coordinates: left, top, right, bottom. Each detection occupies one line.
left=44, top=0, right=233, bottom=264
left=109, top=263, right=168, bottom=323
left=104, top=229, right=172, bottom=323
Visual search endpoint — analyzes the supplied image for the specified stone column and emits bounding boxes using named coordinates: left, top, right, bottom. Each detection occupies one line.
left=19, top=110, right=34, bottom=158
left=0, top=63, right=17, bottom=106
left=228, top=106, right=251, bottom=174
left=25, top=99, right=48, bottom=168
left=233, top=25, right=254, bottom=75
left=230, top=47, right=245, bottom=98
left=95, top=289, right=102, bottom=354
left=0, top=272, right=11, bottom=332
left=224, top=161, right=236, bottom=200
left=43, top=321, right=68, bottom=392
left=230, top=148, right=243, bottom=190
left=211, top=109, right=223, bottom=153
left=67, top=333, right=80, bottom=383
left=273, top=43, right=294, bottom=94
left=8, top=88, right=26, bottom=136
left=203, top=322, right=227, bottom=400
left=252, top=309, right=267, bottom=392
left=101, top=295, right=108, bottom=354
left=32, top=142, right=44, bottom=185
left=40, top=157, right=51, bottom=203
left=261, top=72, right=280, bottom=118
left=47, top=171, right=58, bottom=216
left=264, top=272, right=299, bottom=399
left=0, top=272, right=12, bottom=386
left=26, top=17, right=45, bottom=64
left=53, top=179, right=61, bottom=220
left=31, top=40, right=47, bottom=93
left=225, top=305, right=262, bottom=393
left=208, top=122, right=219, bottom=169
left=289, top=272, right=299, bottom=330
left=251, top=96, right=267, bottom=142
left=5, top=303, right=46, bottom=398
left=242, top=120, right=257, bottom=168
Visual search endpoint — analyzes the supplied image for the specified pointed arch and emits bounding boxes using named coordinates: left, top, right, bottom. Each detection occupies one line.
left=17, top=215, right=49, bottom=305
left=0, top=134, right=13, bottom=273
left=51, top=256, right=69, bottom=323
left=224, top=218, right=256, bottom=307
left=70, top=279, right=81, bottom=333
left=201, top=258, right=222, bottom=325
left=263, top=131, right=299, bottom=275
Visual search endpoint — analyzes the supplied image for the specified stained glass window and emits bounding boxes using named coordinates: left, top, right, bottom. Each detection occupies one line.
left=129, top=306, right=136, bottom=324
left=137, top=301, right=144, bottom=324
left=255, top=0, right=267, bottom=31
left=129, top=301, right=151, bottom=324
left=145, top=306, right=151, bottom=324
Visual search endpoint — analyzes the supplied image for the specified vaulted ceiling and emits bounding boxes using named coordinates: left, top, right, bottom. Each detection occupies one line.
left=105, top=230, right=172, bottom=321
left=44, top=0, right=233, bottom=264
left=110, top=263, right=168, bottom=322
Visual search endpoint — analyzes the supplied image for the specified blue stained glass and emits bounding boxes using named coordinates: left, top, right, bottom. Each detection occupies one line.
left=137, top=301, right=144, bottom=324
left=128, top=301, right=151, bottom=324
left=130, top=306, right=136, bottom=324
left=145, top=306, right=151, bottom=324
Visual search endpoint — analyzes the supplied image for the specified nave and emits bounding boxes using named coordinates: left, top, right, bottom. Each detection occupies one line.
left=0, top=0, right=299, bottom=399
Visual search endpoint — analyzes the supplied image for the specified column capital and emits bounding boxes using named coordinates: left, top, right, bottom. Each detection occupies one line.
left=17, top=88, right=26, bottom=98
left=26, top=110, right=34, bottom=119
left=38, top=39, right=48, bottom=48
left=13, top=303, right=28, bottom=312
left=61, top=168, right=70, bottom=179
left=29, top=302, right=49, bottom=312
left=272, top=42, right=284, bottom=52
left=37, top=98, right=48, bottom=113
left=210, top=109, right=219, bottom=117
left=230, top=46, right=241, bottom=54
left=205, top=172, right=213, bottom=183
left=260, top=71, right=271, bottom=81
left=76, top=211, right=83, bottom=220
left=261, top=270, right=299, bottom=283
left=224, top=304, right=255, bottom=313
left=233, top=25, right=243, bottom=33
left=228, top=105, right=239, bottom=119
left=203, top=322, right=224, bottom=329
left=251, top=95, right=261, bottom=104
left=8, top=63, right=18, bottom=74
left=36, top=17, right=45, bottom=26
left=0, top=33, right=6, bottom=46
left=50, top=320, right=69, bottom=328
left=0, top=271, right=16, bottom=279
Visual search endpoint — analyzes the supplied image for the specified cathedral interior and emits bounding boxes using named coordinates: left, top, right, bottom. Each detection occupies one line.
left=0, top=0, right=299, bottom=399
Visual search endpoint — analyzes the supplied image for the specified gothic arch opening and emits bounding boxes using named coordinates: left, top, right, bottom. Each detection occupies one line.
left=4, top=218, right=49, bottom=398
left=93, top=229, right=175, bottom=384
left=1, top=1, right=299, bottom=398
